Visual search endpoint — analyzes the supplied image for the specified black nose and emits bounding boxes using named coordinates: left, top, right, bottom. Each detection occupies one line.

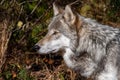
left=32, top=45, right=40, bottom=51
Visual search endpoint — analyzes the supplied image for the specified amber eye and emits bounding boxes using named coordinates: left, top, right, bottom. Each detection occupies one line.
left=52, top=31, right=59, bottom=35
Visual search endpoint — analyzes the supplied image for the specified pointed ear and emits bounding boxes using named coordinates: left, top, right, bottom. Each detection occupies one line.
left=64, top=5, right=76, bottom=24
left=53, top=3, right=63, bottom=16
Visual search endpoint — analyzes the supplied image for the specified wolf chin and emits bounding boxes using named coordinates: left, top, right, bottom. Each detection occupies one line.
left=33, top=3, right=120, bottom=80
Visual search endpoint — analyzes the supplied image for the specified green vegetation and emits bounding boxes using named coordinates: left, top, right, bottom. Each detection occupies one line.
left=0, top=0, right=120, bottom=80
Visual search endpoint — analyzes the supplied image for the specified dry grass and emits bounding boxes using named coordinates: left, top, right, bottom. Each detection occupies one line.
left=0, top=19, right=11, bottom=71
left=0, top=0, right=120, bottom=79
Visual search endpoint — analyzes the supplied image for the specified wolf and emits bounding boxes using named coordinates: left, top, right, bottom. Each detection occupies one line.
left=33, top=3, right=120, bottom=80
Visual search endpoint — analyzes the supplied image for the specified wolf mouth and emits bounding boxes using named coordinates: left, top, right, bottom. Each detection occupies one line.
left=51, top=49, right=58, bottom=53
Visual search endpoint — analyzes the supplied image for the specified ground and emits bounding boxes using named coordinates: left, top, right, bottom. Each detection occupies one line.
left=0, top=0, right=120, bottom=80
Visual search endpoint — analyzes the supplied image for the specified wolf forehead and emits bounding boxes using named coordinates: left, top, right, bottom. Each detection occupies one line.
left=48, top=15, right=63, bottom=30
left=48, top=15, right=74, bottom=35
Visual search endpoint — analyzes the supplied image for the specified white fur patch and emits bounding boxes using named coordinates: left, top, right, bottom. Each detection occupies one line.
left=97, top=64, right=118, bottom=80
left=63, top=48, right=75, bottom=68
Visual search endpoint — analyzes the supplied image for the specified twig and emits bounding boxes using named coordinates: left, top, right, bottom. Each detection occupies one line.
left=19, top=0, right=38, bottom=5
left=30, top=0, right=42, bottom=15
left=17, top=6, right=23, bottom=22
left=32, top=5, right=52, bottom=27
left=25, top=0, right=42, bottom=25
left=0, top=20, right=12, bottom=70
left=69, top=0, right=80, bottom=6
left=0, top=0, right=5, bottom=5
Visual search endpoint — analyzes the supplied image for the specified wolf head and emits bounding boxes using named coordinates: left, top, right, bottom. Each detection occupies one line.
left=33, top=3, right=81, bottom=54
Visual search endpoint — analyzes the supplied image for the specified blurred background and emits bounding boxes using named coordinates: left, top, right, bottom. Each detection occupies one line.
left=0, top=0, right=120, bottom=80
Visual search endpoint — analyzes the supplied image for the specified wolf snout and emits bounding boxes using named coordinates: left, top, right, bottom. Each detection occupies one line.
left=32, top=45, right=40, bottom=51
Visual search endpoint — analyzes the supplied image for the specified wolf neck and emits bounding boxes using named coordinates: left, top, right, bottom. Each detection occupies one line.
left=69, top=14, right=84, bottom=52
left=63, top=48, right=75, bottom=68
left=63, top=48, right=96, bottom=77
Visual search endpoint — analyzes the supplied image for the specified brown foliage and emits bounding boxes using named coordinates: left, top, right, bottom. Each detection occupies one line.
left=0, top=0, right=120, bottom=80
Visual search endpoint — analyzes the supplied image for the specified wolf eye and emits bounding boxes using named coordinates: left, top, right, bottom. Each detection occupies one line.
left=52, top=31, right=59, bottom=35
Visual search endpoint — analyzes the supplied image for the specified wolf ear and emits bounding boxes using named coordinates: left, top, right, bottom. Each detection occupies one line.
left=53, top=3, right=63, bottom=16
left=64, top=5, right=76, bottom=24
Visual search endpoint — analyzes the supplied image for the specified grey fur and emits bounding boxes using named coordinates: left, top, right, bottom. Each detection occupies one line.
left=35, top=4, right=120, bottom=80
